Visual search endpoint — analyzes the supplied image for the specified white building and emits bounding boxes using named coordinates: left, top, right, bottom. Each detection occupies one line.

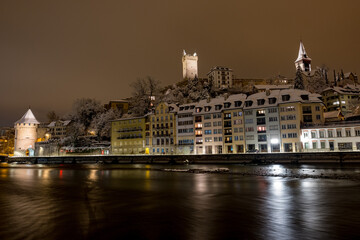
left=14, top=108, right=40, bottom=156
left=244, top=91, right=281, bottom=152
left=176, top=103, right=195, bottom=154
left=301, top=121, right=360, bottom=151
left=207, top=66, right=233, bottom=89
left=182, top=50, right=198, bottom=80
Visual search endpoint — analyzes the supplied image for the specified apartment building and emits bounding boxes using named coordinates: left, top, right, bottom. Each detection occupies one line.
left=176, top=103, right=195, bottom=154
left=244, top=91, right=281, bottom=153
left=279, top=89, right=324, bottom=152
left=111, top=116, right=147, bottom=154
left=301, top=121, right=360, bottom=151
left=149, top=102, right=177, bottom=154
left=222, top=94, right=247, bottom=153
left=322, top=85, right=360, bottom=113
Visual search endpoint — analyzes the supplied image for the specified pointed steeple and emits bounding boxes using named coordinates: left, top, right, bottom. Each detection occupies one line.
left=15, top=109, right=40, bottom=125
left=295, top=41, right=312, bottom=72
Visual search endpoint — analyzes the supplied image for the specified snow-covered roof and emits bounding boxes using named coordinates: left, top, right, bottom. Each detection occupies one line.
left=255, top=85, right=292, bottom=90
left=15, top=109, right=40, bottom=125
left=48, top=120, right=71, bottom=127
left=322, top=84, right=360, bottom=95
left=324, top=111, right=343, bottom=119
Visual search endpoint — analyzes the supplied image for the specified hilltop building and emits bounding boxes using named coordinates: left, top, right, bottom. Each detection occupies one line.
left=182, top=50, right=198, bottom=80
left=14, top=108, right=40, bottom=156
left=207, top=66, right=233, bottom=89
left=321, top=84, right=360, bottom=113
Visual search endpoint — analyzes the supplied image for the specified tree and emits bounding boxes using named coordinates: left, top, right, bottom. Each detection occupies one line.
left=294, top=67, right=305, bottom=90
left=47, top=111, right=60, bottom=122
left=129, top=76, right=161, bottom=116
left=70, top=98, right=104, bottom=135
left=90, top=108, right=122, bottom=140
left=307, top=66, right=329, bottom=93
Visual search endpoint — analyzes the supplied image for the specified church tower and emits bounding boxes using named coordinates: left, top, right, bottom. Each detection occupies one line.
left=14, top=108, right=40, bottom=156
left=182, top=50, right=198, bottom=80
left=295, top=41, right=312, bottom=73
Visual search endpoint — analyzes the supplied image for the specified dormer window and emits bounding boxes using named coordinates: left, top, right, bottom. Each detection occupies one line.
left=196, top=107, right=202, bottom=113
left=224, top=102, right=231, bottom=108
left=282, top=95, right=290, bottom=101
left=180, top=107, right=184, bottom=111
left=301, top=95, right=309, bottom=100
left=257, top=99, right=265, bottom=105
left=185, top=106, right=189, bottom=110
left=235, top=101, right=242, bottom=107
left=215, top=105, right=222, bottom=110
left=268, top=98, right=276, bottom=104
left=205, top=106, right=212, bottom=112
left=190, top=105, right=195, bottom=109
left=245, top=101, right=253, bottom=107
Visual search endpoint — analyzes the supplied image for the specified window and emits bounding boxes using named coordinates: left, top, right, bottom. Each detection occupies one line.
left=301, top=95, right=309, bottom=100
left=311, top=132, right=316, bottom=138
left=328, top=130, right=334, bottom=138
left=245, top=101, right=253, bottom=107
left=316, top=115, right=321, bottom=120
left=321, top=141, right=326, bottom=149
left=258, top=135, right=267, bottom=142
left=244, top=110, right=253, bottom=115
left=257, top=118, right=266, bottom=125
left=336, top=129, right=342, bottom=137
left=204, top=114, right=211, bottom=120
left=346, top=129, right=351, bottom=137
left=257, top=99, right=265, bottom=105
left=257, top=126, right=266, bottom=133
left=315, top=106, right=320, bottom=111
left=302, top=106, right=312, bottom=114
left=224, top=102, right=231, bottom=108
left=287, top=124, right=296, bottom=129
left=204, top=130, right=212, bottom=135
left=245, top=119, right=253, bottom=124
left=234, top=136, right=239, bottom=141
left=235, top=101, right=242, bottom=107
left=355, top=129, right=360, bottom=136
left=282, top=134, right=287, bottom=138
left=288, top=133, right=298, bottom=138
left=319, top=131, right=325, bottom=138
left=312, top=142, right=317, bottom=149
left=269, top=98, right=277, bottom=105
left=234, top=119, right=242, bottom=125
left=204, top=122, right=211, bottom=127
left=205, top=137, right=212, bottom=142
left=282, top=125, right=286, bottom=130
left=224, top=113, right=231, bottom=119
left=257, top=110, right=265, bottom=116
left=269, top=125, right=278, bottom=130
left=269, top=117, right=278, bottom=122
left=282, top=95, right=290, bottom=101
left=233, top=112, right=238, bottom=117
left=245, top=127, right=254, bottom=132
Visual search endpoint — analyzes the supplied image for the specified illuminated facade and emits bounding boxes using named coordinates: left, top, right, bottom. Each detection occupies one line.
left=14, top=108, right=40, bottom=156
left=295, top=41, right=312, bottom=73
left=149, top=102, right=177, bottom=154
left=176, top=103, right=195, bottom=154
left=321, top=85, right=360, bottom=113
left=182, top=50, right=198, bottom=80
left=111, top=116, right=148, bottom=154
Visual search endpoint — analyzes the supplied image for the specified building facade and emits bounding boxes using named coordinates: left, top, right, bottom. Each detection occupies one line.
left=176, top=103, right=195, bottom=154
left=182, top=50, right=198, bottom=80
left=321, top=85, right=360, bottom=113
left=111, top=116, right=148, bottom=154
left=14, top=108, right=40, bottom=156
left=207, top=66, right=233, bottom=89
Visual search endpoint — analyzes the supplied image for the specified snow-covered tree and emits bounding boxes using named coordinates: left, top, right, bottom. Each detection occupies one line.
left=70, top=98, right=105, bottom=135
left=294, top=67, right=305, bottom=90
left=129, top=76, right=161, bottom=116
left=47, top=111, right=60, bottom=122
left=90, top=108, right=122, bottom=140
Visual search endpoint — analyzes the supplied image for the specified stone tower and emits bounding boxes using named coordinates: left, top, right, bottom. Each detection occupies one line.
left=182, top=50, right=198, bottom=80
left=295, top=41, right=312, bottom=73
left=14, top=108, right=40, bottom=156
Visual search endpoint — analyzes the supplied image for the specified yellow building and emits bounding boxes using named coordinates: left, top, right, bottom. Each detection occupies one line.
left=321, top=85, right=360, bottom=113
left=150, top=102, right=178, bottom=154
left=279, top=89, right=324, bottom=152
left=111, top=116, right=148, bottom=154
left=105, top=100, right=129, bottom=113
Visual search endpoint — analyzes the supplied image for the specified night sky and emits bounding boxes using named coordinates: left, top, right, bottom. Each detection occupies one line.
left=1, top=0, right=359, bottom=126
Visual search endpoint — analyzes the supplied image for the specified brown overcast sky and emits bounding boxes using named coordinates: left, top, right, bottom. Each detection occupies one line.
left=1, top=0, right=360, bottom=126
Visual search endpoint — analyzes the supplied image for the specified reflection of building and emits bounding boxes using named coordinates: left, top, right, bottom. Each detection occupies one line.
left=301, top=121, right=360, bottom=151
left=182, top=50, right=198, bottom=80
left=14, top=108, right=40, bottom=156
left=207, top=66, right=233, bottom=89
left=105, top=100, right=129, bottom=113
left=321, top=85, right=360, bottom=113
left=111, top=116, right=148, bottom=154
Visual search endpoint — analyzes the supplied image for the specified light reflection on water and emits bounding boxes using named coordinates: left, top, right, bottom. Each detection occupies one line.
left=0, top=164, right=359, bottom=239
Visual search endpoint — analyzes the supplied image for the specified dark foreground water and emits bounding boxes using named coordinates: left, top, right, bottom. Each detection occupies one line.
left=0, top=163, right=360, bottom=240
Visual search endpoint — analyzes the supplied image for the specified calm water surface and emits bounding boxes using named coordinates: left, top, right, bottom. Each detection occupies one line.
left=0, top=164, right=359, bottom=240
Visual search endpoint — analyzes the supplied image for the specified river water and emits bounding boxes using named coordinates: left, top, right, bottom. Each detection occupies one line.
left=0, top=163, right=359, bottom=240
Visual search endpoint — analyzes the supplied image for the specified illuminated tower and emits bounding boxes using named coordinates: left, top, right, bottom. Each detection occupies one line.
left=14, top=108, right=40, bottom=156
left=295, top=41, right=312, bottom=72
left=182, top=50, right=198, bottom=80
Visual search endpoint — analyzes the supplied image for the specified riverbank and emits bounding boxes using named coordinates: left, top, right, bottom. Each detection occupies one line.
left=6, top=151, right=360, bottom=164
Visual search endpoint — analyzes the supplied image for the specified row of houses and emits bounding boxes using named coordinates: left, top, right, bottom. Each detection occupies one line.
left=110, top=88, right=360, bottom=155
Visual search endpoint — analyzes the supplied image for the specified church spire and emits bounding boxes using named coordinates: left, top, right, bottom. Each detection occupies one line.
left=295, top=41, right=312, bottom=72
